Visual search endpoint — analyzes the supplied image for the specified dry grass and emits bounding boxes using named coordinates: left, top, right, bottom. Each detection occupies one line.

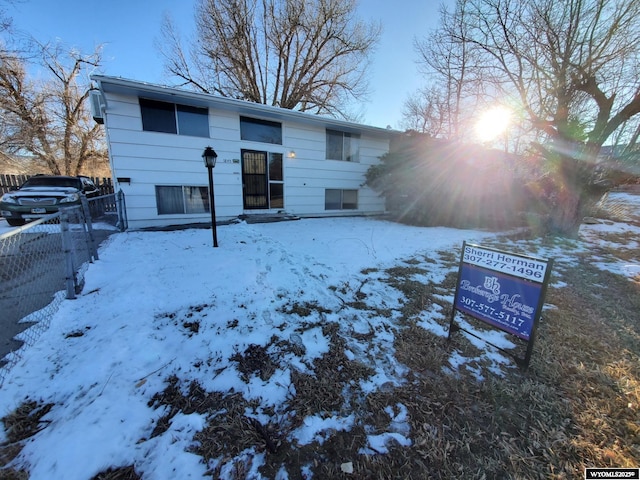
left=532, top=258, right=640, bottom=471
left=230, top=343, right=278, bottom=382
left=2, top=222, right=639, bottom=478
left=0, top=400, right=53, bottom=476
left=90, top=466, right=141, bottom=480
left=142, top=243, right=639, bottom=478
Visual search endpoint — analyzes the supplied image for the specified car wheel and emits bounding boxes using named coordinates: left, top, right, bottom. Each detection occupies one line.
left=6, top=218, right=26, bottom=227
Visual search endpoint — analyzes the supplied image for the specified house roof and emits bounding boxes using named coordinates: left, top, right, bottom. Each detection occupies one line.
left=91, top=75, right=397, bottom=138
left=599, top=144, right=640, bottom=160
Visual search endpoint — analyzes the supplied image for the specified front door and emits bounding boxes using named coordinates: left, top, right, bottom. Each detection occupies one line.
left=242, top=150, right=268, bottom=209
left=241, top=150, right=285, bottom=210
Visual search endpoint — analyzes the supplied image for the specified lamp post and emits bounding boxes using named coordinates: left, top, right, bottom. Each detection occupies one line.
left=202, top=146, right=218, bottom=247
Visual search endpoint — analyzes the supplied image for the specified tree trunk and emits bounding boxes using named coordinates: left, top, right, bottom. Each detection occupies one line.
left=545, top=154, right=603, bottom=237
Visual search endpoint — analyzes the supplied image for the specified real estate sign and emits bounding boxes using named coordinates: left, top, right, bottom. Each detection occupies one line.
left=448, top=242, right=553, bottom=367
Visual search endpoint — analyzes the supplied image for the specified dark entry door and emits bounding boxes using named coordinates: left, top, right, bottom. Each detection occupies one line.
left=242, top=150, right=268, bottom=209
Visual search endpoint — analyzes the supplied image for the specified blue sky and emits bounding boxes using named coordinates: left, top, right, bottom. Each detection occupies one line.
left=8, top=0, right=449, bottom=129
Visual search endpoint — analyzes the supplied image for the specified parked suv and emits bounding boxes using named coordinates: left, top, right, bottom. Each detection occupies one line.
left=0, top=175, right=100, bottom=226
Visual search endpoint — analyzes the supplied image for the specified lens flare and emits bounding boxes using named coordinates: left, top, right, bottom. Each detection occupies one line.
left=475, top=106, right=511, bottom=142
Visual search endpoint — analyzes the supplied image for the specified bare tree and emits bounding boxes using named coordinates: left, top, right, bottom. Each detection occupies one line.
left=407, top=0, right=487, bottom=140
left=159, top=0, right=381, bottom=119
left=0, top=0, right=15, bottom=33
left=401, top=86, right=449, bottom=137
left=0, top=41, right=107, bottom=176
left=415, top=0, right=640, bottom=234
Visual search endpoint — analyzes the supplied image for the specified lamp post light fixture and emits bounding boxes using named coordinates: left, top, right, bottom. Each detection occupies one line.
left=202, top=146, right=219, bottom=247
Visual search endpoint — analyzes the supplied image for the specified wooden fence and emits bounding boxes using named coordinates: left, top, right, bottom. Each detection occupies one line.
left=0, top=174, right=114, bottom=196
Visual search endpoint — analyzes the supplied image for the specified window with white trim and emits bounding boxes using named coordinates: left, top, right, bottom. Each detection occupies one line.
left=326, top=129, right=360, bottom=162
left=325, top=189, right=358, bottom=210
left=240, top=116, right=282, bottom=144
left=155, top=186, right=209, bottom=215
left=140, top=99, right=209, bottom=137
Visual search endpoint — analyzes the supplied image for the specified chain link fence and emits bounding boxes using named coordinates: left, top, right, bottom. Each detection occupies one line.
left=0, top=191, right=126, bottom=386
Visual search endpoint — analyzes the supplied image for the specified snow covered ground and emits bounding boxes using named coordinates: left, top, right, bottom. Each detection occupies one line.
left=0, top=192, right=638, bottom=479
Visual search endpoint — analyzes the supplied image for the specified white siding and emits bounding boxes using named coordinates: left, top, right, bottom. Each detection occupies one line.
left=283, top=124, right=387, bottom=217
left=102, top=90, right=389, bottom=229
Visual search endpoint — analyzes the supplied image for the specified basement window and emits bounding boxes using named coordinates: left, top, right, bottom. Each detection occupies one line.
left=325, top=189, right=358, bottom=210
left=155, top=186, right=210, bottom=215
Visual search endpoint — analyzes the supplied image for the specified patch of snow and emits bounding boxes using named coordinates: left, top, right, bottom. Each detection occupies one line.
left=0, top=209, right=638, bottom=478
left=292, top=414, right=355, bottom=446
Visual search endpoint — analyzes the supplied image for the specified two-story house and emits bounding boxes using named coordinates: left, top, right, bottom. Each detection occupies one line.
left=90, top=75, right=395, bottom=230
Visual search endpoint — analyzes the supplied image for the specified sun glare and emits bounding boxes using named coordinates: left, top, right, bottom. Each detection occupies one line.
left=475, top=106, right=511, bottom=142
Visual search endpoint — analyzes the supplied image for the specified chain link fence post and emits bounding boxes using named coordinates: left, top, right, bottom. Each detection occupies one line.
left=60, top=211, right=77, bottom=300
left=80, top=194, right=99, bottom=261
left=1, top=192, right=124, bottom=386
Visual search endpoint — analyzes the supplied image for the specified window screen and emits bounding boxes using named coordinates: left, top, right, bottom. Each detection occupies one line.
left=177, top=105, right=209, bottom=137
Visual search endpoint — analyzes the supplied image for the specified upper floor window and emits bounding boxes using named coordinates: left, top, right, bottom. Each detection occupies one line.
left=140, top=99, right=209, bottom=137
left=240, top=116, right=282, bottom=145
left=326, top=129, right=360, bottom=162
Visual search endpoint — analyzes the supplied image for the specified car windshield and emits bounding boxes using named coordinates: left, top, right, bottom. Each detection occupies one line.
left=22, top=177, right=81, bottom=189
